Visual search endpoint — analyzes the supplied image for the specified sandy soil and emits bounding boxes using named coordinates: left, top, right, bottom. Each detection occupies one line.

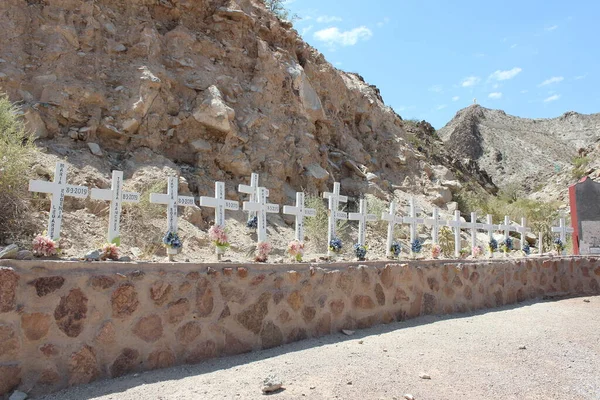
left=40, top=296, right=600, bottom=400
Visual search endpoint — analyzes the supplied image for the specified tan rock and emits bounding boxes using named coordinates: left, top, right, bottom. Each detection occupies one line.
left=38, top=367, right=61, bottom=386
left=89, top=275, right=116, bottom=290
left=132, top=314, right=163, bottom=343
left=374, top=283, right=386, bottom=306
left=28, top=276, right=65, bottom=297
left=0, top=325, right=18, bottom=360
left=196, top=278, right=214, bottom=317
left=287, top=291, right=304, bottom=312
left=21, top=313, right=51, bottom=341
left=0, top=268, right=19, bottom=312
left=54, top=289, right=88, bottom=338
left=95, top=321, right=116, bottom=344
left=0, top=364, right=21, bottom=396
left=68, top=345, right=98, bottom=386
left=176, top=321, right=202, bottom=345
left=150, top=281, right=172, bottom=306
left=260, top=321, right=283, bottom=349
left=186, top=340, right=217, bottom=364
left=302, top=306, right=316, bottom=323
left=353, top=295, right=375, bottom=310
left=167, top=298, right=190, bottom=324
left=39, top=343, right=59, bottom=357
left=110, top=348, right=139, bottom=378
left=192, top=85, right=235, bottom=134
left=112, top=284, right=139, bottom=317
left=147, top=349, right=175, bottom=370
left=236, top=292, right=271, bottom=334
left=329, top=299, right=345, bottom=316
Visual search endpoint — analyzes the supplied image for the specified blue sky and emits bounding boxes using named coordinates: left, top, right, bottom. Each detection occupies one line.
left=284, top=0, right=600, bottom=128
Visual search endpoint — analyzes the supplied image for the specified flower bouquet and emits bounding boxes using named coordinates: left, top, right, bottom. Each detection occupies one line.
left=208, top=225, right=230, bottom=257
left=411, top=239, right=422, bottom=255
left=431, top=243, right=441, bottom=259
left=488, top=238, right=498, bottom=257
left=353, top=243, right=367, bottom=261
left=246, top=216, right=258, bottom=230
left=390, top=241, right=401, bottom=259
left=255, top=241, right=272, bottom=262
left=472, top=245, right=483, bottom=258
left=522, top=242, right=530, bottom=256
left=32, top=234, right=59, bottom=257
left=287, top=240, right=304, bottom=262
left=500, top=237, right=513, bottom=255
left=100, top=243, right=119, bottom=261
left=329, top=237, right=343, bottom=256
left=554, top=238, right=565, bottom=254
left=163, top=231, right=182, bottom=255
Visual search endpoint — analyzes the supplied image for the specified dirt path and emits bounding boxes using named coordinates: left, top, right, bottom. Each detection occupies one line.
left=40, top=296, right=600, bottom=400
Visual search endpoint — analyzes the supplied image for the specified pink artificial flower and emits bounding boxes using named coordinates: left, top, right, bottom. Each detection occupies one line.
left=101, top=243, right=120, bottom=261
left=472, top=246, right=483, bottom=257
left=431, top=244, right=441, bottom=258
left=208, top=225, right=229, bottom=246
left=287, top=240, right=305, bottom=261
left=255, top=241, right=272, bottom=262
left=32, top=235, right=58, bottom=257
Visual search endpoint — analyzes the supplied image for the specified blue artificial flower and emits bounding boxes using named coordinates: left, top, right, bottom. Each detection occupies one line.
left=353, top=243, right=367, bottom=260
left=411, top=239, right=422, bottom=253
left=522, top=243, right=530, bottom=255
left=246, top=216, right=258, bottom=229
left=162, top=231, right=183, bottom=249
left=554, top=238, right=565, bottom=251
left=329, top=238, right=343, bottom=253
left=489, top=238, right=498, bottom=251
left=503, top=237, right=513, bottom=251
left=390, top=241, right=401, bottom=257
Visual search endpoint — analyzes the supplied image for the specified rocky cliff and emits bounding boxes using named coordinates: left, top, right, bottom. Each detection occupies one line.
left=438, top=104, right=600, bottom=190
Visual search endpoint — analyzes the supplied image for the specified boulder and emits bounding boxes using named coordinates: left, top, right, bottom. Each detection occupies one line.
left=192, top=86, right=235, bottom=134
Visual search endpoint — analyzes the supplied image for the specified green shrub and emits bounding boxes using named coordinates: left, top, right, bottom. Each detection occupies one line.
left=304, top=194, right=349, bottom=249
left=438, top=227, right=455, bottom=257
left=0, top=93, right=36, bottom=244
left=571, top=156, right=590, bottom=180
left=365, top=194, right=389, bottom=236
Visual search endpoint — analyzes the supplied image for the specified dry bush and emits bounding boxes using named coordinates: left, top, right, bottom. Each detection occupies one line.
left=304, top=194, right=349, bottom=249
left=0, top=94, right=37, bottom=245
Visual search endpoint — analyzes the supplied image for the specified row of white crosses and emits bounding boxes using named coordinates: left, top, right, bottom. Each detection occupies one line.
left=29, top=163, right=575, bottom=258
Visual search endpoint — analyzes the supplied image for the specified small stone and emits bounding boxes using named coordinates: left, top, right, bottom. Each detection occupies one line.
left=84, top=250, right=100, bottom=261
left=16, top=250, right=34, bottom=260
left=419, top=373, right=431, bottom=380
left=347, top=381, right=352, bottom=385
left=358, top=340, right=364, bottom=344
left=9, top=390, right=28, bottom=400
left=341, top=329, right=355, bottom=336
left=118, top=256, right=132, bottom=262
left=583, top=299, right=590, bottom=303
left=404, top=395, right=415, bottom=400
left=518, top=345, right=527, bottom=350
left=114, top=43, right=127, bottom=52
left=262, top=374, right=283, bottom=393
left=87, top=142, right=103, bottom=156
left=0, top=244, right=19, bottom=259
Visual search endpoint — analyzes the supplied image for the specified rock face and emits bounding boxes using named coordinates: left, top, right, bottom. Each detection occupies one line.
left=438, top=105, right=600, bottom=187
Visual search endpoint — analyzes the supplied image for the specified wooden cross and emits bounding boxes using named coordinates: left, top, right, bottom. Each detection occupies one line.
left=515, top=217, right=529, bottom=251
left=243, top=187, right=279, bottom=243
left=348, top=198, right=377, bottom=246
left=90, top=170, right=140, bottom=245
left=238, top=173, right=267, bottom=221
left=552, top=217, right=574, bottom=255
left=423, top=207, right=444, bottom=245
left=149, top=176, right=197, bottom=235
left=382, top=201, right=404, bottom=257
left=447, top=210, right=469, bottom=258
left=28, top=161, right=89, bottom=240
left=498, top=215, right=516, bottom=240
left=323, top=182, right=348, bottom=254
left=481, top=214, right=497, bottom=242
left=283, top=192, right=316, bottom=242
left=402, top=197, right=424, bottom=252
left=200, top=181, right=239, bottom=228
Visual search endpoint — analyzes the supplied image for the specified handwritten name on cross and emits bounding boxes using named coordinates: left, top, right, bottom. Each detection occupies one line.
left=424, top=207, right=444, bottom=245
left=28, top=161, right=89, bottom=240
left=243, top=187, right=279, bottom=243
left=552, top=217, right=574, bottom=255
left=200, top=182, right=239, bottom=228
left=382, top=201, right=404, bottom=257
left=323, top=182, right=348, bottom=253
left=149, top=176, right=197, bottom=235
left=403, top=197, right=424, bottom=250
left=515, top=217, right=529, bottom=251
left=283, top=192, right=316, bottom=242
left=447, top=210, right=469, bottom=258
left=90, top=170, right=140, bottom=245
left=238, top=173, right=266, bottom=221
left=348, top=199, right=377, bottom=246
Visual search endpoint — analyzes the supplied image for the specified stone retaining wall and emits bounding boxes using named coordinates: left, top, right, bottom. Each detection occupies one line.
left=1, top=257, right=599, bottom=397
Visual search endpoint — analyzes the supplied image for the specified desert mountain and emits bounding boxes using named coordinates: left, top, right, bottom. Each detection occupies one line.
left=438, top=104, right=600, bottom=190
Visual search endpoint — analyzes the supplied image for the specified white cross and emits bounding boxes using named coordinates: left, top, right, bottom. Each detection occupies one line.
left=382, top=201, right=404, bottom=257
left=515, top=217, right=529, bottom=251
left=423, top=207, right=444, bottom=244
left=447, top=210, right=469, bottom=258
left=243, top=187, right=279, bottom=243
left=481, top=214, right=497, bottom=242
left=149, top=176, right=197, bottom=235
left=283, top=192, right=316, bottom=242
left=28, top=161, right=89, bottom=240
left=464, top=211, right=484, bottom=253
left=323, top=182, right=348, bottom=254
left=403, top=197, right=424, bottom=251
left=498, top=215, right=517, bottom=240
left=90, top=170, right=140, bottom=245
left=200, top=181, right=239, bottom=228
left=238, top=173, right=267, bottom=221
left=348, top=198, right=378, bottom=245
left=552, top=218, right=574, bottom=255
left=538, top=232, right=544, bottom=255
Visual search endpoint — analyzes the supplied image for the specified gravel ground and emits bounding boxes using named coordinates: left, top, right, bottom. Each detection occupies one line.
left=40, top=296, right=600, bottom=400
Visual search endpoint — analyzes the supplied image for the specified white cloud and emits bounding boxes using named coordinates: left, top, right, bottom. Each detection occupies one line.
left=376, top=17, right=391, bottom=27
left=510, top=44, right=518, bottom=49
left=301, top=25, right=314, bottom=36
left=492, top=83, right=500, bottom=89
left=488, top=92, right=503, bottom=99
left=313, top=26, right=373, bottom=47
left=545, top=25, right=558, bottom=31
left=461, top=76, right=481, bottom=87
left=428, top=85, right=443, bottom=93
left=474, top=53, right=486, bottom=58
left=436, top=104, right=447, bottom=110
left=520, top=90, right=528, bottom=94
left=544, top=94, right=561, bottom=102
left=452, top=96, right=460, bottom=101
left=489, top=67, right=522, bottom=81
left=574, top=75, right=586, bottom=80
left=538, top=76, right=564, bottom=86
left=316, top=15, right=342, bottom=23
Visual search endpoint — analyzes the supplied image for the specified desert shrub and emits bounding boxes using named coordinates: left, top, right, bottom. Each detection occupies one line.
left=304, top=194, right=349, bottom=248
left=121, top=180, right=167, bottom=257
left=571, top=156, right=590, bottom=180
left=438, top=226, right=455, bottom=257
left=365, top=194, right=389, bottom=236
left=0, top=93, right=37, bottom=244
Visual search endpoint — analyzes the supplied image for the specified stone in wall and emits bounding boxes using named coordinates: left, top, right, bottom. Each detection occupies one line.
left=0, top=364, right=21, bottom=396
left=176, top=322, right=202, bottom=345
left=110, top=348, right=139, bottom=378
left=22, top=313, right=51, bottom=341
left=236, top=292, right=271, bottom=334
left=260, top=321, right=283, bottom=349
left=54, top=289, right=88, bottom=338
left=132, top=314, right=163, bottom=343
left=29, top=276, right=65, bottom=297
left=68, top=345, right=98, bottom=386
left=150, top=281, right=172, bottom=306
left=89, top=275, right=116, bottom=290
left=0, top=325, right=19, bottom=360
left=147, top=349, right=175, bottom=370
left=196, top=278, right=214, bottom=317
left=0, top=267, right=19, bottom=312
left=112, top=283, right=139, bottom=317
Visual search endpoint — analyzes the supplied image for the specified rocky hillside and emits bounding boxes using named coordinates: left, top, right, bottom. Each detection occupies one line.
left=0, top=0, right=496, bottom=260
left=438, top=104, right=600, bottom=190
